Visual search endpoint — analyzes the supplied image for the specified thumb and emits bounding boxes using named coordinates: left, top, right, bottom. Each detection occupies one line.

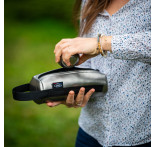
left=46, top=101, right=63, bottom=107
left=77, top=54, right=96, bottom=65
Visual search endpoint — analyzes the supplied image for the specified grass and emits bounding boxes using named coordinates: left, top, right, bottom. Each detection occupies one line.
left=4, top=19, right=81, bottom=147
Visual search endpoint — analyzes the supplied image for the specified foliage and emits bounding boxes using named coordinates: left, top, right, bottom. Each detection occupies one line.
left=4, top=19, right=80, bottom=147
left=5, top=0, right=76, bottom=22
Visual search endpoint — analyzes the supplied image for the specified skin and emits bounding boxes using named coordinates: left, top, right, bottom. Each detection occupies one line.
left=46, top=0, right=129, bottom=108
left=47, top=88, right=95, bottom=108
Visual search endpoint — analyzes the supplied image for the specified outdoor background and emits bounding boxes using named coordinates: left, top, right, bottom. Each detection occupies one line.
left=4, top=0, right=81, bottom=147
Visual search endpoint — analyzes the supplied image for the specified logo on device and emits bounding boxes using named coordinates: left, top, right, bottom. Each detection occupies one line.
left=52, top=82, right=63, bottom=89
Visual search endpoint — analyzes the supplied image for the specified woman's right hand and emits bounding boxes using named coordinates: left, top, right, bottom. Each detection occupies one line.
left=54, top=37, right=99, bottom=66
left=46, top=87, right=95, bottom=108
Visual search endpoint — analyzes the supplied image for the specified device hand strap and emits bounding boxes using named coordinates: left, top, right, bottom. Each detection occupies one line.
left=12, top=84, right=103, bottom=101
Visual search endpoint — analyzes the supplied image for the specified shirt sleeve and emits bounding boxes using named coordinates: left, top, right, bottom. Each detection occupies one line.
left=111, top=31, right=151, bottom=63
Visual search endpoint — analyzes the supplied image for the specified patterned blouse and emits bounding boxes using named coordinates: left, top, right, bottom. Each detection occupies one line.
left=78, top=0, right=151, bottom=146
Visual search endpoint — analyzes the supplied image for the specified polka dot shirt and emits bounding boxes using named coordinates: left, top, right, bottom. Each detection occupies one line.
left=78, top=0, right=151, bottom=146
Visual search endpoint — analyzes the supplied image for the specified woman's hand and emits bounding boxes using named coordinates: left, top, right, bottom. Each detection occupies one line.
left=54, top=37, right=99, bottom=66
left=46, top=87, right=95, bottom=108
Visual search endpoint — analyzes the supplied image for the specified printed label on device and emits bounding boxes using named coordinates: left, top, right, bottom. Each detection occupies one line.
left=52, top=82, right=63, bottom=89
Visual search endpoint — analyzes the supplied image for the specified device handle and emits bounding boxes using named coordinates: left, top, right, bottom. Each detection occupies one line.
left=12, top=84, right=103, bottom=101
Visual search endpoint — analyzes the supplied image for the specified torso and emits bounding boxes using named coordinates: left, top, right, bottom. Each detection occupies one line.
left=79, top=0, right=151, bottom=146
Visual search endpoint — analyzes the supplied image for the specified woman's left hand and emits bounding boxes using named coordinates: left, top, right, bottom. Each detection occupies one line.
left=54, top=37, right=99, bottom=66
left=46, top=87, right=95, bottom=108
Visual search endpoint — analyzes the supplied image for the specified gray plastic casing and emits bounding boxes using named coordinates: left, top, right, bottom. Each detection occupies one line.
left=29, top=68, right=108, bottom=104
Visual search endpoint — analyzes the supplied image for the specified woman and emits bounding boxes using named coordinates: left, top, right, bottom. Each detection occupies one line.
left=47, top=0, right=151, bottom=146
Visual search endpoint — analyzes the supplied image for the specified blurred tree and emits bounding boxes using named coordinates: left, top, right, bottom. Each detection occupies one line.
left=5, top=0, right=75, bottom=22
left=5, top=0, right=80, bottom=146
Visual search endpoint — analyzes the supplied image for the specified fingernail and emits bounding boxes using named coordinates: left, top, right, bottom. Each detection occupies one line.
left=92, top=89, right=95, bottom=92
left=69, top=91, right=74, bottom=95
left=81, top=87, right=85, bottom=92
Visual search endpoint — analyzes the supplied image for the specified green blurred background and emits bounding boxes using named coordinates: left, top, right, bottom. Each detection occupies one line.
left=5, top=0, right=81, bottom=146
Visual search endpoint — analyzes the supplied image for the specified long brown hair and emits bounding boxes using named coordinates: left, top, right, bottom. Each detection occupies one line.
left=73, top=0, right=111, bottom=35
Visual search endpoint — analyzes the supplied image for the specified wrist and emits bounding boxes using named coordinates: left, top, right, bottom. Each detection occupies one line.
left=89, top=37, right=100, bottom=55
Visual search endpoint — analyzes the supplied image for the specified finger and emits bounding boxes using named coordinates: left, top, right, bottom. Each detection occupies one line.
left=54, top=39, right=71, bottom=53
left=62, top=52, right=72, bottom=67
left=55, top=48, right=62, bottom=63
left=60, top=42, right=70, bottom=50
left=81, top=88, right=95, bottom=107
left=46, top=101, right=62, bottom=107
left=66, top=91, right=75, bottom=107
left=75, top=87, right=85, bottom=106
left=60, top=42, right=72, bottom=66
left=62, top=47, right=78, bottom=66
left=54, top=42, right=63, bottom=54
